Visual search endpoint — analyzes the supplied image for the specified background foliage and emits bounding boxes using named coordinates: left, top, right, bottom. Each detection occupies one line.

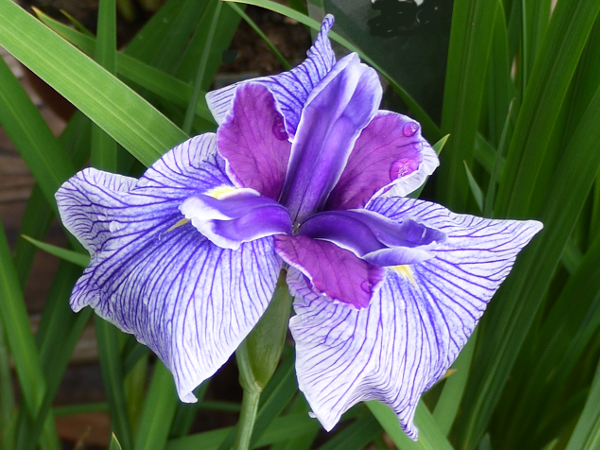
left=1, top=0, right=600, bottom=448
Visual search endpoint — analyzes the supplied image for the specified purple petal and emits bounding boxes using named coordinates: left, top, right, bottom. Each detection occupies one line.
left=206, top=15, right=336, bottom=135
left=274, top=235, right=385, bottom=309
left=326, top=111, right=439, bottom=211
left=57, top=139, right=282, bottom=402
left=181, top=190, right=292, bottom=249
left=217, top=84, right=292, bottom=200
left=297, top=210, right=445, bottom=266
left=289, top=197, right=542, bottom=437
left=280, top=54, right=382, bottom=222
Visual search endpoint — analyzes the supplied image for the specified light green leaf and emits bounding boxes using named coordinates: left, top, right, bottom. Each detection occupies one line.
left=367, top=401, right=453, bottom=450
left=0, top=0, right=187, bottom=167
left=20, top=236, right=89, bottom=268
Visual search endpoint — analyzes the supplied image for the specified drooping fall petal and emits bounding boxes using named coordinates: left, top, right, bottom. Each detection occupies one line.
left=289, top=196, right=542, bottom=438
left=56, top=135, right=283, bottom=402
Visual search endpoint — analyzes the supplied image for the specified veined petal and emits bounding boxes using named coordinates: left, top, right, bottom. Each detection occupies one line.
left=56, top=134, right=229, bottom=256
left=290, top=197, right=542, bottom=437
left=206, top=15, right=336, bottom=135
left=280, top=54, right=382, bottom=222
left=56, top=136, right=282, bottom=402
left=275, top=235, right=385, bottom=309
left=217, top=83, right=292, bottom=200
left=326, top=111, right=439, bottom=210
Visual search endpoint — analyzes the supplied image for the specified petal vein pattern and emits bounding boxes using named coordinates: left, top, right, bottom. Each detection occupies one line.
left=289, top=197, right=542, bottom=438
left=56, top=135, right=283, bottom=402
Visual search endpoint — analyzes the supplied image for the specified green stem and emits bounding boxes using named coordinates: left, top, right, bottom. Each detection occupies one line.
left=232, top=389, right=261, bottom=450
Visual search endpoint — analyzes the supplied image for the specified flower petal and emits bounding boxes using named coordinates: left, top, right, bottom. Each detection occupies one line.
left=217, top=83, right=292, bottom=200
left=56, top=137, right=283, bottom=402
left=206, top=15, right=336, bottom=135
left=280, top=54, right=382, bottom=222
left=297, top=210, right=445, bottom=266
left=290, top=197, right=542, bottom=437
left=326, top=111, right=439, bottom=211
left=275, top=235, right=385, bottom=309
left=56, top=134, right=228, bottom=256
left=181, top=191, right=292, bottom=249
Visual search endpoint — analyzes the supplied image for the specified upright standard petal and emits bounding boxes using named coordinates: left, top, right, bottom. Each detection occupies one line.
left=217, top=83, right=292, bottom=200
left=290, top=197, right=542, bottom=438
left=206, top=15, right=336, bottom=135
left=56, top=135, right=283, bottom=402
left=326, top=111, right=439, bottom=211
left=280, top=54, right=382, bottom=222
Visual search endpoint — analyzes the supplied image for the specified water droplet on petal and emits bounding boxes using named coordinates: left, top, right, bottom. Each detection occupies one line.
left=109, top=221, right=122, bottom=232
left=272, top=114, right=288, bottom=141
left=361, top=280, right=372, bottom=293
left=403, top=122, right=419, bottom=137
left=389, top=158, right=419, bottom=180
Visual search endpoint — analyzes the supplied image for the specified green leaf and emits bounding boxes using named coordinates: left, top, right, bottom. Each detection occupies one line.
left=432, top=328, right=479, bottom=436
left=110, top=434, right=124, bottom=450
left=437, top=0, right=497, bottom=210
left=166, top=413, right=320, bottom=450
left=565, top=358, right=600, bottom=450
left=0, top=51, right=74, bottom=216
left=367, top=401, right=454, bottom=450
left=0, top=223, right=60, bottom=450
left=182, top=1, right=223, bottom=134
left=33, top=11, right=215, bottom=123
left=316, top=412, right=381, bottom=450
left=495, top=0, right=600, bottom=217
left=133, top=362, right=178, bottom=450
left=20, top=236, right=89, bottom=268
left=0, top=0, right=187, bottom=167
left=457, top=74, right=600, bottom=450
left=96, top=318, right=133, bottom=450
left=463, top=161, right=484, bottom=213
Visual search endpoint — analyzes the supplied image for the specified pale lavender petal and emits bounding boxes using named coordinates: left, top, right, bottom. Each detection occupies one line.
left=217, top=83, right=292, bottom=200
left=56, top=138, right=283, bottom=402
left=274, top=235, right=385, bottom=309
left=206, top=15, right=336, bottom=135
left=181, top=191, right=292, bottom=249
left=280, top=54, right=382, bottom=222
left=56, top=134, right=230, bottom=256
left=290, top=197, right=542, bottom=437
left=326, top=111, right=439, bottom=210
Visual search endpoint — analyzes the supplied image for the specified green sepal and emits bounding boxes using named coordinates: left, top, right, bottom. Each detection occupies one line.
left=236, top=271, right=292, bottom=392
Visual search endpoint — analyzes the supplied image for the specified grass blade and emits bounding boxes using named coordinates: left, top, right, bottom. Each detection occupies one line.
left=0, top=0, right=187, bottom=167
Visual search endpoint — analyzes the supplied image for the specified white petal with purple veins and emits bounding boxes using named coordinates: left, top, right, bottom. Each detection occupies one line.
left=290, top=197, right=542, bottom=438
left=56, top=134, right=283, bottom=402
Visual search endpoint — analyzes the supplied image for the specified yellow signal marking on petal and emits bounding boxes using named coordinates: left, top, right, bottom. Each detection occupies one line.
left=205, top=185, right=238, bottom=199
left=392, top=265, right=417, bottom=287
left=166, top=218, right=190, bottom=233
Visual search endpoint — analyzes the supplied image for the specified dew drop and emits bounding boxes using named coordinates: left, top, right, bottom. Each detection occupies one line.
left=109, top=221, right=122, bottom=232
left=389, top=158, right=418, bottom=180
left=361, top=280, right=372, bottom=293
left=403, top=122, right=419, bottom=137
left=272, top=114, right=288, bottom=141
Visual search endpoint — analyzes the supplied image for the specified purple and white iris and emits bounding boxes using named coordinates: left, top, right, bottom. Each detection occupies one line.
left=56, top=16, right=542, bottom=439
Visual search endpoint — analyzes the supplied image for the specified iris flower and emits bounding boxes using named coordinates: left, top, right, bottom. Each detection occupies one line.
left=56, top=16, right=542, bottom=438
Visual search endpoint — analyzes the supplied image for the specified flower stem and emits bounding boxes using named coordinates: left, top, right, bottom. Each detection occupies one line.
left=232, top=388, right=261, bottom=450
